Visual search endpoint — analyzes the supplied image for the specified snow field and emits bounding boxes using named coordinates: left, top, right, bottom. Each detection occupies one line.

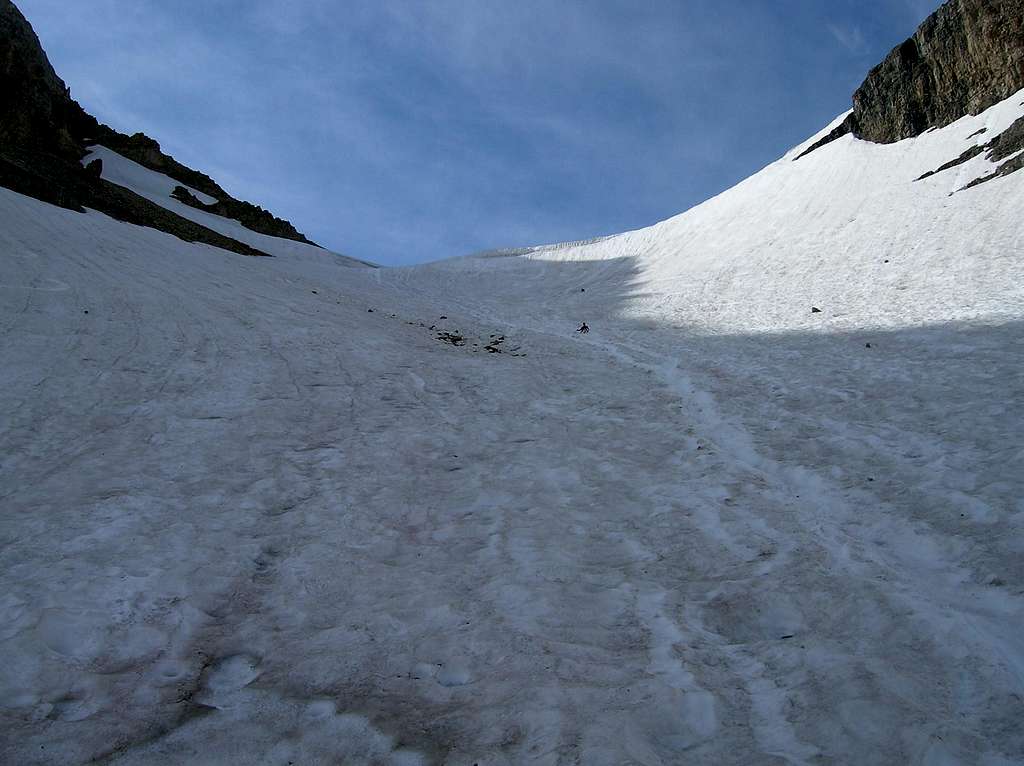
left=1, top=89, right=1023, bottom=764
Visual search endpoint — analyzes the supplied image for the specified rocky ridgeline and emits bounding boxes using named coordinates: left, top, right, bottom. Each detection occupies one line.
left=0, top=0, right=316, bottom=252
left=96, top=130, right=318, bottom=245
left=799, top=0, right=1024, bottom=158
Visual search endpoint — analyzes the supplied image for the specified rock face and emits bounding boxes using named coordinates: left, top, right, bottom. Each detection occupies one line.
left=0, top=0, right=90, bottom=158
left=0, top=0, right=318, bottom=249
left=798, top=0, right=1024, bottom=158
left=852, top=0, right=1024, bottom=143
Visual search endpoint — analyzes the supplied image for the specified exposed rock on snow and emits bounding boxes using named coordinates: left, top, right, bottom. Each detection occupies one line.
left=960, top=114, right=1024, bottom=188
left=435, top=330, right=466, bottom=346
left=916, top=143, right=987, bottom=180
left=918, top=113, right=1024, bottom=187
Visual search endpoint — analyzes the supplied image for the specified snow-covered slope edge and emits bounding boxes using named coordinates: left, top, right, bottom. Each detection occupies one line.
left=407, top=89, right=1024, bottom=335
left=82, top=145, right=373, bottom=267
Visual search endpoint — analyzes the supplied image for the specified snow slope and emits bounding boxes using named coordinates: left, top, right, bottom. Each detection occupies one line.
left=395, top=95, right=1024, bottom=333
left=1, top=90, right=1023, bottom=765
left=83, top=144, right=373, bottom=266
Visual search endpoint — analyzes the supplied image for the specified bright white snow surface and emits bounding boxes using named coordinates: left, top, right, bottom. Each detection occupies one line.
left=2, top=90, right=1023, bottom=765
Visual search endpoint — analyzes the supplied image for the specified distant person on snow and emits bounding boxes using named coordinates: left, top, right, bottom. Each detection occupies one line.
left=577, top=322, right=590, bottom=334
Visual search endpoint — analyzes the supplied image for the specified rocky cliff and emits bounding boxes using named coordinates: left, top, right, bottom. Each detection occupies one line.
left=798, top=0, right=1024, bottom=158
left=0, top=0, right=317, bottom=251
left=853, top=0, right=1024, bottom=143
left=0, top=0, right=85, bottom=158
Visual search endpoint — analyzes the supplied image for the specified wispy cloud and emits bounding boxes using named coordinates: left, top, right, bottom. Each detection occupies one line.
left=827, top=23, right=868, bottom=54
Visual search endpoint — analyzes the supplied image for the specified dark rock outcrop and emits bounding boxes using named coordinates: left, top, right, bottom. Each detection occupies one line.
left=987, top=113, right=1024, bottom=161
left=797, top=0, right=1024, bottom=158
left=0, top=150, right=86, bottom=210
left=83, top=157, right=102, bottom=179
left=170, top=185, right=316, bottom=244
left=960, top=114, right=1024, bottom=187
left=93, top=129, right=319, bottom=244
left=794, top=117, right=858, bottom=160
left=915, top=144, right=986, bottom=180
left=912, top=113, right=1024, bottom=187
left=852, top=0, right=1024, bottom=144
left=0, top=0, right=319, bottom=253
left=0, top=0, right=93, bottom=159
left=88, top=178, right=269, bottom=256
left=0, top=143, right=269, bottom=256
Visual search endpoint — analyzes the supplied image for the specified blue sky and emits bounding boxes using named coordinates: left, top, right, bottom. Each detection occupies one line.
left=19, top=0, right=940, bottom=265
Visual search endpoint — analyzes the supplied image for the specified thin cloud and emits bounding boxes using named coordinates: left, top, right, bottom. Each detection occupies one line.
left=827, top=23, right=868, bottom=54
